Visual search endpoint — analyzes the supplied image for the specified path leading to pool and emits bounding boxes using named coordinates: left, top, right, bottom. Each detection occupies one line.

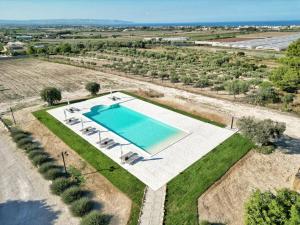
left=139, top=185, right=166, bottom=225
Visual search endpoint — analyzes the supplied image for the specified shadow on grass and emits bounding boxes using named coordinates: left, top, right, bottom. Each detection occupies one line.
left=275, top=135, right=300, bottom=155
left=0, top=200, right=60, bottom=225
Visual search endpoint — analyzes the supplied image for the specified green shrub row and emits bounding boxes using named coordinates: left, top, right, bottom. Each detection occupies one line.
left=9, top=127, right=110, bottom=225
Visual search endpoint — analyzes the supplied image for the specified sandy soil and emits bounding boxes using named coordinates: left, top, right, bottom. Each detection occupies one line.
left=198, top=145, right=300, bottom=225
left=0, top=58, right=132, bottom=104
left=11, top=106, right=132, bottom=225
left=0, top=126, right=79, bottom=225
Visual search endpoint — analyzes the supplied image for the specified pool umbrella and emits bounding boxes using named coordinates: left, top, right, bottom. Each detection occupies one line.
left=63, top=109, right=67, bottom=120
left=98, top=130, right=101, bottom=144
left=81, top=117, right=84, bottom=130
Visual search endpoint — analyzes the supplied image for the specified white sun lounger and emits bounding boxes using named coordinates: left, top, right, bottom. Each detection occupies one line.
left=66, top=117, right=80, bottom=125
left=120, top=151, right=135, bottom=161
left=100, top=139, right=114, bottom=147
left=126, top=153, right=140, bottom=165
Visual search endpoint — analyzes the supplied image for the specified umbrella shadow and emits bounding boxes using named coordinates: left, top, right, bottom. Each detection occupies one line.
left=0, top=200, right=60, bottom=225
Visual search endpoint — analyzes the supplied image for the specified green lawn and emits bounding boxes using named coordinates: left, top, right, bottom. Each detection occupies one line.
left=164, top=133, right=253, bottom=225
left=33, top=92, right=252, bottom=225
left=32, top=109, right=145, bottom=225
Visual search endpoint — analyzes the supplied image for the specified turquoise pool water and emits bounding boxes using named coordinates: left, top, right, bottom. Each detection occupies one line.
left=84, top=104, right=182, bottom=152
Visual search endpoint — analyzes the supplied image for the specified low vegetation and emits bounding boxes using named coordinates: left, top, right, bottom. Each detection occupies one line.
left=9, top=127, right=110, bottom=225
left=237, top=117, right=286, bottom=151
left=245, top=189, right=300, bottom=224
left=40, top=87, right=62, bottom=106
left=85, top=82, right=100, bottom=96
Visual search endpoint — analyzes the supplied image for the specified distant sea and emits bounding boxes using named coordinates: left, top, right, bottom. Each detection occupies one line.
left=1, top=19, right=300, bottom=27
left=136, top=20, right=300, bottom=27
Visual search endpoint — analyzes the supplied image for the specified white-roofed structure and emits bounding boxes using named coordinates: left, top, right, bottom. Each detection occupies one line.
left=195, top=33, right=300, bottom=51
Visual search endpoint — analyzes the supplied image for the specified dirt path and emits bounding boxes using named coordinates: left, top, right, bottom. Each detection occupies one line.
left=0, top=127, right=79, bottom=225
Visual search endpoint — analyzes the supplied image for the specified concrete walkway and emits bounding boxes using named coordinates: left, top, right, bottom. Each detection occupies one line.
left=139, top=185, right=166, bottom=225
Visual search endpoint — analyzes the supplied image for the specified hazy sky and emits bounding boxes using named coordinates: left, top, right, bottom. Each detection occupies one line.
left=1, top=0, right=300, bottom=23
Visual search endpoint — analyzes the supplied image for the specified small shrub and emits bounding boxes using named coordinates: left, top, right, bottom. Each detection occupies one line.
left=50, top=178, right=75, bottom=195
left=256, top=145, right=275, bottom=154
left=68, top=166, right=85, bottom=184
left=70, top=197, right=93, bottom=217
left=10, top=128, right=31, bottom=136
left=61, top=186, right=84, bottom=204
left=40, top=87, right=62, bottom=105
left=38, top=162, right=60, bottom=174
left=12, top=133, right=30, bottom=142
left=31, top=154, right=52, bottom=166
left=16, top=137, right=33, bottom=148
left=28, top=150, right=47, bottom=159
left=43, top=168, right=66, bottom=180
left=23, top=143, right=43, bottom=153
left=85, top=82, right=100, bottom=96
left=80, top=211, right=111, bottom=225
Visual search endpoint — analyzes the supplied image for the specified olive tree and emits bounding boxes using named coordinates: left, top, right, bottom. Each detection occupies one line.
left=237, top=117, right=286, bottom=146
left=245, top=189, right=300, bottom=225
left=85, top=82, right=100, bottom=96
left=40, top=87, right=62, bottom=106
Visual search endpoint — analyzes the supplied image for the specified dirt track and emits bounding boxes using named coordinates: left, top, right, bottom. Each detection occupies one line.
left=0, top=127, right=79, bottom=225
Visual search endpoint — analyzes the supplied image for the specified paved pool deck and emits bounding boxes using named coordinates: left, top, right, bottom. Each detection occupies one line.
left=48, top=92, right=235, bottom=191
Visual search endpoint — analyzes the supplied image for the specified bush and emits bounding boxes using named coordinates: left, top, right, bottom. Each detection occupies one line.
left=245, top=189, right=300, bottom=225
left=70, top=197, right=93, bottom=217
left=256, top=145, right=275, bottom=154
left=80, top=211, right=111, bottom=225
left=12, top=133, right=31, bottom=142
left=28, top=150, right=47, bottom=159
left=237, top=117, right=286, bottom=146
left=40, top=87, right=62, bottom=105
left=50, top=178, right=75, bottom=195
left=16, top=137, right=33, bottom=148
left=38, top=162, right=60, bottom=174
left=10, top=128, right=31, bottom=136
left=85, top=82, right=100, bottom=96
left=61, top=186, right=84, bottom=204
left=43, top=168, right=66, bottom=180
left=23, top=143, right=43, bottom=153
left=31, top=154, right=52, bottom=166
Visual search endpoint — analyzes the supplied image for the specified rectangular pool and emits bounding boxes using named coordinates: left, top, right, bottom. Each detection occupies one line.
left=84, top=104, right=186, bottom=154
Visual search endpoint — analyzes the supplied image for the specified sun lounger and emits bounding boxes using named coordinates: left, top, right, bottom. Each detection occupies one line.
left=106, top=142, right=119, bottom=149
left=100, top=139, right=114, bottom=147
left=85, top=128, right=97, bottom=135
left=97, top=137, right=109, bottom=145
left=120, top=151, right=135, bottom=161
left=66, top=107, right=80, bottom=113
left=66, top=117, right=80, bottom=125
left=109, top=96, right=120, bottom=101
left=82, top=127, right=97, bottom=135
left=126, top=153, right=140, bottom=165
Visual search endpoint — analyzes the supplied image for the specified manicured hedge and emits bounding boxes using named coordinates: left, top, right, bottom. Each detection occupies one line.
left=50, top=178, right=76, bottom=195
left=80, top=211, right=111, bottom=225
left=70, top=197, right=93, bottom=217
left=61, top=186, right=84, bottom=204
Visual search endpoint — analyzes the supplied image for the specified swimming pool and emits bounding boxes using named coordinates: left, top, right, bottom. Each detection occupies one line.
left=84, top=104, right=185, bottom=154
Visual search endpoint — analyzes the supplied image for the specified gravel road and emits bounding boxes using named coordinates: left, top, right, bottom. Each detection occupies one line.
left=0, top=127, right=79, bottom=225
